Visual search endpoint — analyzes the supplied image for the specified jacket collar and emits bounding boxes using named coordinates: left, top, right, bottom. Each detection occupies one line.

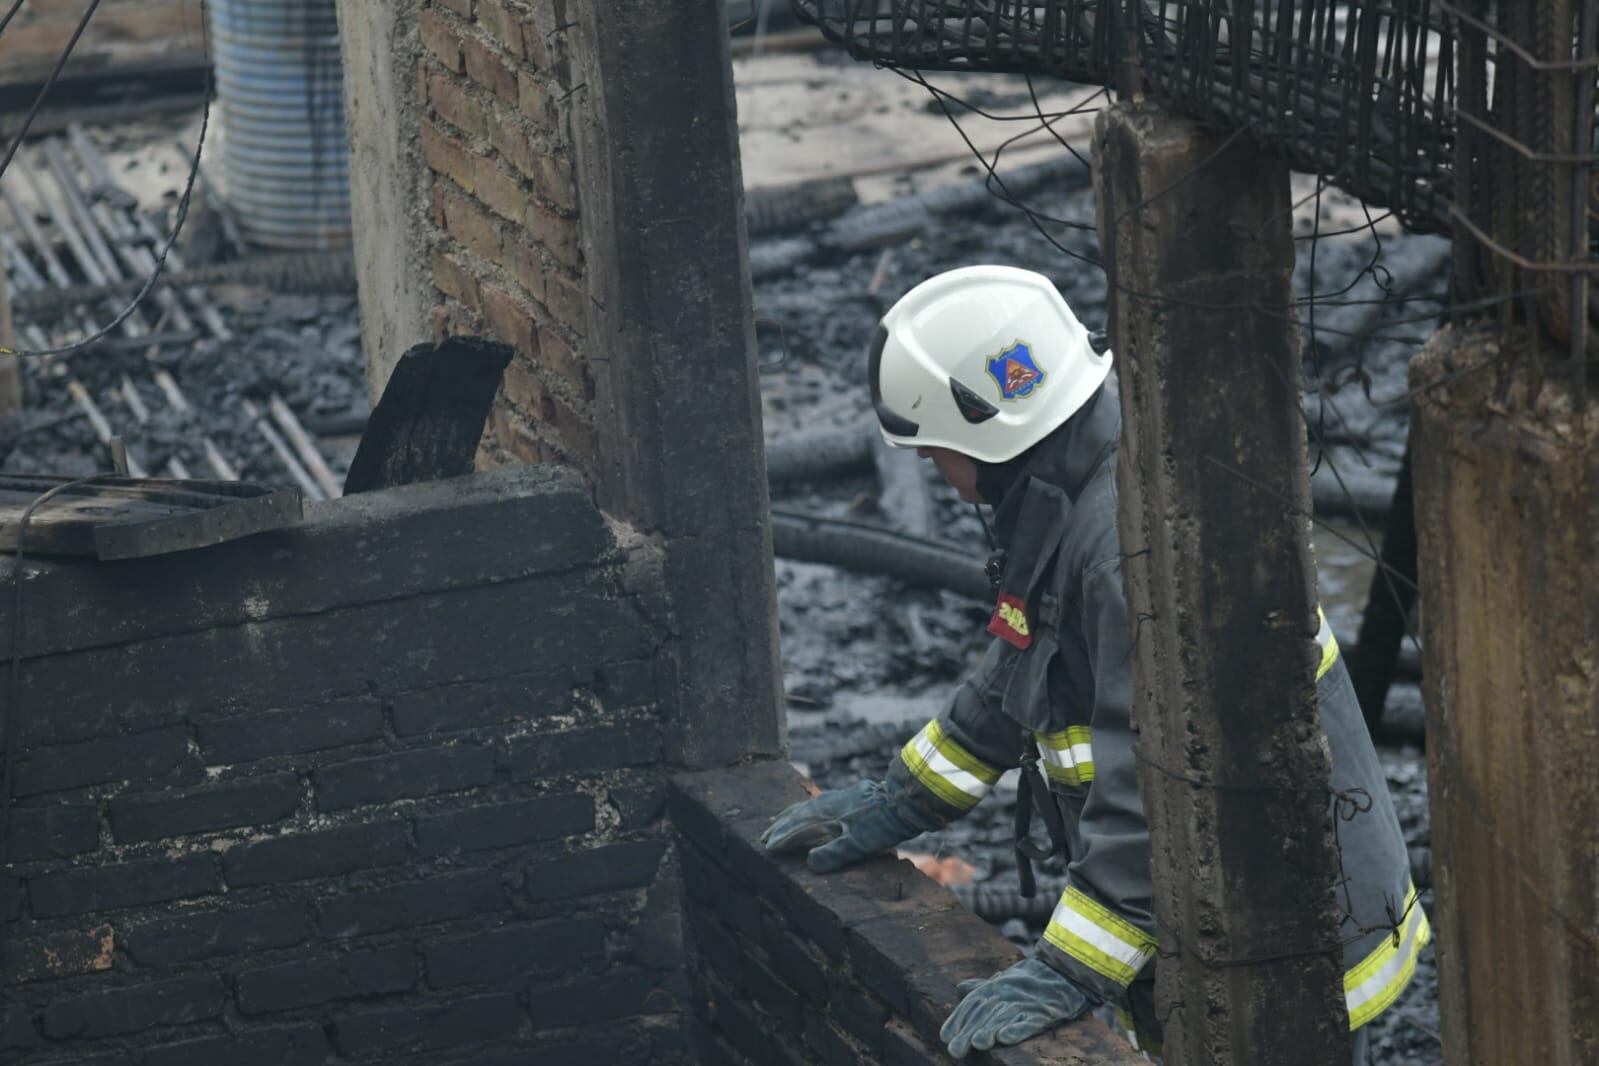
left=990, top=381, right=1119, bottom=547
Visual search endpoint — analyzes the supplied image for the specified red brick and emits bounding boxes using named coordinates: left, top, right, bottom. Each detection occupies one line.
left=432, top=250, right=481, bottom=310
left=543, top=270, right=586, bottom=335
left=442, top=192, right=503, bottom=263
left=543, top=392, right=596, bottom=467
left=420, top=121, right=476, bottom=194
left=512, top=240, right=549, bottom=304
left=463, top=37, right=519, bottom=104
left=426, top=67, right=487, bottom=138
left=487, top=119, right=541, bottom=182
left=520, top=18, right=550, bottom=73
left=537, top=323, right=593, bottom=402
left=476, top=0, right=526, bottom=58
left=481, top=284, right=538, bottom=355
left=517, top=71, right=554, bottom=129
left=420, top=10, right=465, bottom=73
left=472, top=155, right=526, bottom=223
left=435, top=0, right=473, bottom=16
left=430, top=182, right=448, bottom=228
left=533, top=150, right=577, bottom=213
left=498, top=354, right=548, bottom=415
left=526, top=199, right=580, bottom=270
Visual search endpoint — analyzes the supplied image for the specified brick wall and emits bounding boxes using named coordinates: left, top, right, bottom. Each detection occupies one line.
left=0, top=468, right=686, bottom=1063
left=670, top=764, right=1144, bottom=1066
left=413, top=0, right=593, bottom=469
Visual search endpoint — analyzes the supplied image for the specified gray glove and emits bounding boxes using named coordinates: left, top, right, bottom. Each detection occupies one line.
left=941, top=957, right=1096, bottom=1059
left=760, top=777, right=942, bottom=872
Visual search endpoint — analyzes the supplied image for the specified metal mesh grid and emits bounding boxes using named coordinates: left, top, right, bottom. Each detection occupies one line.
left=793, top=0, right=1457, bottom=234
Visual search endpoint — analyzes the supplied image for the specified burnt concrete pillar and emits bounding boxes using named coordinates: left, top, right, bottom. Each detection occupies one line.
left=0, top=274, right=19, bottom=416
left=568, top=0, right=783, bottom=769
left=1093, top=103, right=1350, bottom=1064
left=1410, top=325, right=1599, bottom=1066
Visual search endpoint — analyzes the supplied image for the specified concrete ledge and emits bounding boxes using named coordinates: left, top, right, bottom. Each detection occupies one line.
left=0, top=465, right=617, bottom=660
left=670, top=761, right=1143, bottom=1066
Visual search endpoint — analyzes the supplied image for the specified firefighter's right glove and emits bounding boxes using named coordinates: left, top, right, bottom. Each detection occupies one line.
left=760, top=777, right=942, bottom=873
left=941, top=957, right=1096, bottom=1058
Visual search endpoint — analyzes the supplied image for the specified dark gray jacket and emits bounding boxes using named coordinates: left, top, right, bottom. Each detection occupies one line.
left=888, top=383, right=1427, bottom=1040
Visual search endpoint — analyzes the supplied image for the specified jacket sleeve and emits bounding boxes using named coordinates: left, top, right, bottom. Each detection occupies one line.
left=1036, top=554, right=1160, bottom=1002
left=887, top=636, right=1026, bottom=825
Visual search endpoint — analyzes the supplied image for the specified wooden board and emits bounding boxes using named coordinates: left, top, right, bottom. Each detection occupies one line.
left=0, top=475, right=302, bottom=559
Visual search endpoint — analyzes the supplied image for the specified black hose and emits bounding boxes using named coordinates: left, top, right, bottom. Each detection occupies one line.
left=770, top=510, right=991, bottom=601
left=764, top=425, right=875, bottom=483
left=1345, top=446, right=1420, bottom=733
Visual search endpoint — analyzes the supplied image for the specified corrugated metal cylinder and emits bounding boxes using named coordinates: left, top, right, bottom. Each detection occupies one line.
left=209, top=0, right=352, bottom=250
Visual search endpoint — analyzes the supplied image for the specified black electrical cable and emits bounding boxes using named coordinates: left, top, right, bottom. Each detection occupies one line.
left=0, top=2, right=214, bottom=360
left=0, top=0, right=105, bottom=186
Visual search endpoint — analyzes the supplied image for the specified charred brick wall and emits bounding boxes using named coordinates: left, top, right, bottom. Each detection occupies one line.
left=670, top=764, right=1144, bottom=1066
left=0, top=468, right=686, bottom=1063
left=411, top=0, right=593, bottom=469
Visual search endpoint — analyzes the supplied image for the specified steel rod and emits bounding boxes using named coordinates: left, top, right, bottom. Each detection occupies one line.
left=242, top=397, right=325, bottom=500
left=67, top=129, right=232, bottom=340
left=67, top=378, right=148, bottom=478
left=151, top=368, right=240, bottom=481
left=11, top=165, right=145, bottom=338
left=268, top=393, right=341, bottom=498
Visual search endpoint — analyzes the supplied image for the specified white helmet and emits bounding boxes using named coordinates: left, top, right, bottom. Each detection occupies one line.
left=869, top=265, right=1110, bottom=464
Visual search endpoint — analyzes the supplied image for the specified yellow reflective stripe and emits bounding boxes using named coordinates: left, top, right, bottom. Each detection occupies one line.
left=898, top=720, right=1000, bottom=811
left=1042, top=886, right=1157, bottom=987
left=1344, top=885, right=1431, bottom=1029
left=1035, top=727, right=1095, bottom=787
left=1316, top=606, right=1340, bottom=681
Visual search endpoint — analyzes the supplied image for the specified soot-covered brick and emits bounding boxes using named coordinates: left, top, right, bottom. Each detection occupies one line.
left=313, top=745, right=496, bottom=810
left=124, top=902, right=309, bottom=966
left=414, top=792, right=592, bottom=856
left=39, top=974, right=226, bottom=1040
left=108, top=772, right=302, bottom=842
left=236, top=945, right=418, bottom=1014
left=222, top=820, right=411, bottom=887
left=424, top=917, right=606, bottom=988
left=318, top=868, right=505, bottom=939
left=30, top=854, right=221, bottom=917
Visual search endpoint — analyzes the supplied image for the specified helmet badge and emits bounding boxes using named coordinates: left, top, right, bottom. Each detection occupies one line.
left=985, top=341, right=1045, bottom=400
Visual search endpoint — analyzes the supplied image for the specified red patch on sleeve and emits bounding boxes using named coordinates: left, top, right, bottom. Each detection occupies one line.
left=987, top=592, right=1032, bottom=650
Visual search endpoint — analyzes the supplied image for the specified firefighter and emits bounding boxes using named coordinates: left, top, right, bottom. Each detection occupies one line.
left=762, top=266, right=1427, bottom=1062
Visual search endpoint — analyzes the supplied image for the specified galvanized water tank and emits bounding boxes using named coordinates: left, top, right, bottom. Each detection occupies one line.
left=209, top=0, right=352, bottom=250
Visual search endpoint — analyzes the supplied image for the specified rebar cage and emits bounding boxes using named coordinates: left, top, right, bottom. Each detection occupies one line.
left=794, top=0, right=1458, bottom=233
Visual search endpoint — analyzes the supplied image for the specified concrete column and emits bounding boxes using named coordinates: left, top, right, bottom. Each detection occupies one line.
left=1093, top=104, right=1350, bottom=1064
left=1410, top=325, right=1599, bottom=1066
left=334, top=0, right=433, bottom=398
left=569, top=0, right=783, bottom=768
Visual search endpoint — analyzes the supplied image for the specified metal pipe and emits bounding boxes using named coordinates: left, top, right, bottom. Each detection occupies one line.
left=67, top=379, right=149, bottom=478
left=11, top=164, right=146, bottom=338
left=41, top=139, right=199, bottom=336
left=40, top=140, right=123, bottom=283
left=242, top=397, right=325, bottom=500
left=151, top=368, right=240, bottom=481
left=1, top=205, right=105, bottom=343
left=66, top=129, right=232, bottom=340
left=117, top=373, right=192, bottom=479
left=268, top=393, right=341, bottom=498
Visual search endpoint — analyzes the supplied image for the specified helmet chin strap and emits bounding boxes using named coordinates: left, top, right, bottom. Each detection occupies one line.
left=974, top=503, right=1007, bottom=594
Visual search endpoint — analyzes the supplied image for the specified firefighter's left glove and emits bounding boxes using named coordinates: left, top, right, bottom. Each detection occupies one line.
left=941, top=957, right=1096, bottom=1059
left=760, top=777, right=942, bottom=873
